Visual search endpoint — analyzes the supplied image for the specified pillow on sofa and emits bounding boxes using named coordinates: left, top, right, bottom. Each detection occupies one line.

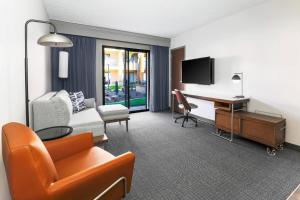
left=69, top=91, right=87, bottom=113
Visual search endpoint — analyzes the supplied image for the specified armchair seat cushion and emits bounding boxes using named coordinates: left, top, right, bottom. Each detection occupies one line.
left=99, top=105, right=129, bottom=116
left=55, top=147, right=114, bottom=179
left=98, top=105, right=129, bottom=121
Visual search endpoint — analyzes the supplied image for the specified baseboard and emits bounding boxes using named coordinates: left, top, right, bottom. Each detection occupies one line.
left=284, top=142, right=300, bottom=151
left=192, top=115, right=215, bottom=126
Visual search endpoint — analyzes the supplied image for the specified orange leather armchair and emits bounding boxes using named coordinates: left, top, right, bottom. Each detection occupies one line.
left=2, top=122, right=135, bottom=200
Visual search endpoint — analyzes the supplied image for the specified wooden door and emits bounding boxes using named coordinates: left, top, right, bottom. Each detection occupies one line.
left=171, top=47, right=185, bottom=91
left=171, top=47, right=185, bottom=113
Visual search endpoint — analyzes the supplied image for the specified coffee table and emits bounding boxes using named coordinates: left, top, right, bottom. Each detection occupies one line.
left=35, top=126, right=73, bottom=141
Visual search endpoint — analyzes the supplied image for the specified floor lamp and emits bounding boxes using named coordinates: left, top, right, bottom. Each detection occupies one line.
left=25, top=19, right=73, bottom=126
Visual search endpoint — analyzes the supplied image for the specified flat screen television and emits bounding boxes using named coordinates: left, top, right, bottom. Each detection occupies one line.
left=182, top=57, right=214, bottom=85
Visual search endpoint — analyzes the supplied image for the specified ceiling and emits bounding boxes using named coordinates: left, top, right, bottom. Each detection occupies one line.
left=43, top=0, right=268, bottom=38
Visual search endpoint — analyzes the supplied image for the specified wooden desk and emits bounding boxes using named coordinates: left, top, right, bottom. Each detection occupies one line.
left=171, top=90, right=250, bottom=142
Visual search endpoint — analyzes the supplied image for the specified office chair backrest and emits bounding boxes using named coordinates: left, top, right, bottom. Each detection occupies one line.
left=174, top=89, right=191, bottom=111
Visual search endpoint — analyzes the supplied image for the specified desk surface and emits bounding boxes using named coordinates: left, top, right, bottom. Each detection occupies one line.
left=172, top=90, right=250, bottom=104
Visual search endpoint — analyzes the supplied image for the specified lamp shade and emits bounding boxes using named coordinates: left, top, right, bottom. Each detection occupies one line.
left=232, top=74, right=241, bottom=84
left=37, top=33, right=73, bottom=47
left=59, top=51, right=69, bottom=78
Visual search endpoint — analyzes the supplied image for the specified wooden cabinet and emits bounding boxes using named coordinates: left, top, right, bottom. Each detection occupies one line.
left=215, top=109, right=286, bottom=149
left=215, top=110, right=241, bottom=135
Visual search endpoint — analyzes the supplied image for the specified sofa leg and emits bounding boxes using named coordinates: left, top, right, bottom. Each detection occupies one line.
left=126, top=120, right=128, bottom=132
left=119, top=121, right=121, bottom=125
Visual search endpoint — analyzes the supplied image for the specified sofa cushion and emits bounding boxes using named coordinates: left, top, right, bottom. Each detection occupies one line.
left=84, top=98, right=96, bottom=108
left=69, top=108, right=104, bottom=136
left=69, top=91, right=87, bottom=113
left=54, top=90, right=73, bottom=118
left=69, top=109, right=102, bottom=127
left=101, top=114, right=130, bottom=121
left=33, top=91, right=72, bottom=131
left=54, top=147, right=114, bottom=179
left=98, top=104, right=129, bottom=117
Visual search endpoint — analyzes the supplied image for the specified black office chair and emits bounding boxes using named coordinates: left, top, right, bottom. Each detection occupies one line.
left=174, top=89, right=198, bottom=127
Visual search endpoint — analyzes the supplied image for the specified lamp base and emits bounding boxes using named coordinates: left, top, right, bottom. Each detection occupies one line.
left=234, top=95, right=245, bottom=98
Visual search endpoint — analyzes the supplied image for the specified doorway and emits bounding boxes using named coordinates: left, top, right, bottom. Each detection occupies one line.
left=102, top=46, right=150, bottom=112
left=171, top=46, right=185, bottom=113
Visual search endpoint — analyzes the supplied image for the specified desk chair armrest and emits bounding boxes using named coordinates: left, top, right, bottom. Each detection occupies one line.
left=48, top=152, right=135, bottom=200
left=44, top=132, right=94, bottom=162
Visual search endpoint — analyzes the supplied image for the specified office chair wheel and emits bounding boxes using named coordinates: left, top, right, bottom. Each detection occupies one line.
left=267, top=147, right=276, bottom=156
left=278, top=144, right=284, bottom=151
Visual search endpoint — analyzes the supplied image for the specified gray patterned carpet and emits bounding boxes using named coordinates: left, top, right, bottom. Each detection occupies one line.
left=104, top=111, right=300, bottom=200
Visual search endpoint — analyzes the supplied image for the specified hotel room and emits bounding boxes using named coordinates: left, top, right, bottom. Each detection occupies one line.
left=1, top=0, right=300, bottom=199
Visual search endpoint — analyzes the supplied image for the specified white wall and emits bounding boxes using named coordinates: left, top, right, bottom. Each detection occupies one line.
left=171, top=0, right=300, bottom=145
left=0, top=0, right=50, bottom=199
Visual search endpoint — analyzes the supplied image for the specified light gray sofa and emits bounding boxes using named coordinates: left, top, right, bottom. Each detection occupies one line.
left=32, top=90, right=104, bottom=137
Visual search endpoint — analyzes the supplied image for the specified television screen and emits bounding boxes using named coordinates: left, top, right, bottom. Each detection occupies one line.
left=182, top=57, right=214, bottom=85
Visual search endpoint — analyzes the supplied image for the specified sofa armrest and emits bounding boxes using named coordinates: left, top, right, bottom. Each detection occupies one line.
left=84, top=98, right=96, bottom=108
left=48, top=152, right=135, bottom=200
left=43, top=132, right=94, bottom=162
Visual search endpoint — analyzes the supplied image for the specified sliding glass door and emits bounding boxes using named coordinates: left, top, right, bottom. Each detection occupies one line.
left=103, top=46, right=149, bottom=112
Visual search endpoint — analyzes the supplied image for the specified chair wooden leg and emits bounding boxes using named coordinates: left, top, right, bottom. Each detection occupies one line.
left=126, top=120, right=128, bottom=132
left=104, top=122, right=106, bottom=133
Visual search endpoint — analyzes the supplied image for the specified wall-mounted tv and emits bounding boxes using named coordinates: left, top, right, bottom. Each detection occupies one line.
left=182, top=57, right=214, bottom=85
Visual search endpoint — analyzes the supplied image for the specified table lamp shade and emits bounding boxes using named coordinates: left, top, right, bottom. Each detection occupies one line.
left=59, top=51, right=69, bottom=78
left=232, top=74, right=241, bottom=84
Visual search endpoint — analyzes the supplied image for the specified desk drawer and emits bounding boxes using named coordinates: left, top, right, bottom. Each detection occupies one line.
left=242, top=120, right=275, bottom=147
left=215, top=110, right=241, bottom=134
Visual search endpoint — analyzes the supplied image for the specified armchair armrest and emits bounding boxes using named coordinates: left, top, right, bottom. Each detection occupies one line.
left=48, top=152, right=135, bottom=200
left=84, top=98, right=96, bottom=108
left=44, top=132, right=94, bottom=162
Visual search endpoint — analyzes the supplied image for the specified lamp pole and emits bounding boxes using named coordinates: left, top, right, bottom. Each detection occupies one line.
left=241, top=73, right=243, bottom=97
left=239, top=73, right=243, bottom=97
left=25, top=19, right=58, bottom=126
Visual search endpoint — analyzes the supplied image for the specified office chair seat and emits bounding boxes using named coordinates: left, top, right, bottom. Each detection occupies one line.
left=178, top=103, right=198, bottom=110
left=189, top=103, right=198, bottom=109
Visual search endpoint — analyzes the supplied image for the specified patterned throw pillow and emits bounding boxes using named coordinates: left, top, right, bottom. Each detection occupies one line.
left=69, top=91, right=87, bottom=113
